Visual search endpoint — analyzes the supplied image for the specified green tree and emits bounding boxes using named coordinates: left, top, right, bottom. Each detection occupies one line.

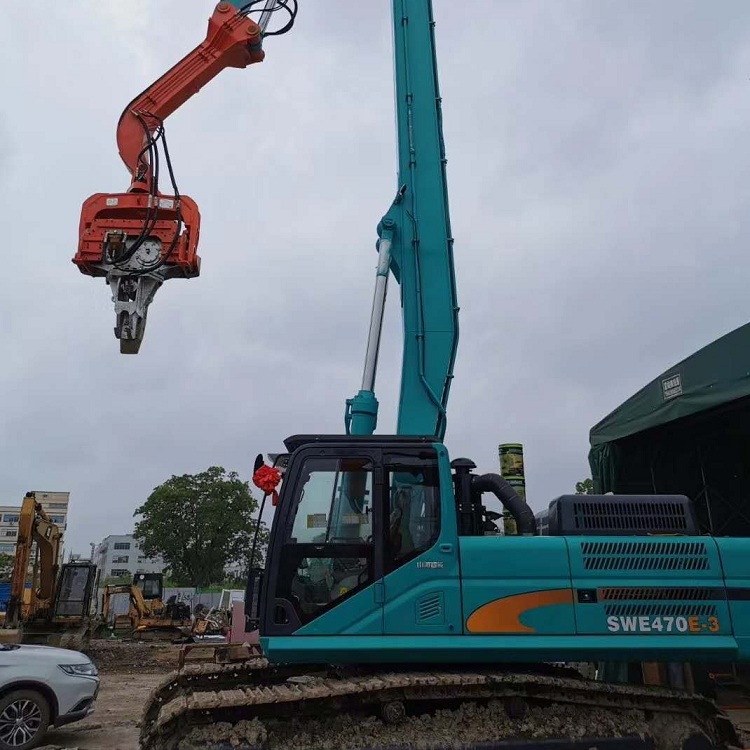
left=575, top=478, right=594, bottom=495
left=0, top=553, right=14, bottom=583
left=133, top=467, right=267, bottom=587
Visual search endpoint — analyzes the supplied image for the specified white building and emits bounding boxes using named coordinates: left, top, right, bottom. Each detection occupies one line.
left=94, top=534, right=165, bottom=580
left=0, top=491, right=69, bottom=559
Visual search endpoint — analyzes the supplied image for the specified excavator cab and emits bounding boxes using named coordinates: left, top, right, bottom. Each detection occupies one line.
left=11, top=562, right=98, bottom=646
left=252, top=434, right=519, bottom=651
left=133, top=572, right=164, bottom=602
left=53, top=562, right=98, bottom=620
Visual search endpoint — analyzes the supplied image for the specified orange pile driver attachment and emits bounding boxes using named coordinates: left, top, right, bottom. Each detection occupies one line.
left=72, top=1, right=267, bottom=354
left=75, top=193, right=202, bottom=353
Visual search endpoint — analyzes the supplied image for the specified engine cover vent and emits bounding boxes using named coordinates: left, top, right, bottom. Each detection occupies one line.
left=580, top=540, right=708, bottom=571
left=543, top=495, right=698, bottom=536
left=599, top=586, right=721, bottom=601
left=417, top=592, right=445, bottom=625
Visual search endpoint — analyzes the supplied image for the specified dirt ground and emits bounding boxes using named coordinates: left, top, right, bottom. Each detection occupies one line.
left=39, top=641, right=179, bottom=750
left=35, top=641, right=750, bottom=750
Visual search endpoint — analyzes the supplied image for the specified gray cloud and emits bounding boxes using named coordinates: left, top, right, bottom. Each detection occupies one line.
left=2, top=1, right=750, bottom=553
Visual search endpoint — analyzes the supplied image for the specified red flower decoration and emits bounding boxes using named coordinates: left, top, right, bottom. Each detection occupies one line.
left=253, top=464, right=282, bottom=506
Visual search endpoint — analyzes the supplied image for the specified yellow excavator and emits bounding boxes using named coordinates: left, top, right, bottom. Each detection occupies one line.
left=97, top=572, right=192, bottom=641
left=3, top=492, right=98, bottom=646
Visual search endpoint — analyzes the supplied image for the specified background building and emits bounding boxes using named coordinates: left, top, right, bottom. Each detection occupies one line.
left=94, top=534, right=164, bottom=579
left=0, top=491, right=69, bottom=557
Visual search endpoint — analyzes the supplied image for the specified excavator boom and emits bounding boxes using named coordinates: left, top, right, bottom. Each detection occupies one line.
left=346, top=0, right=458, bottom=440
left=6, top=494, right=61, bottom=627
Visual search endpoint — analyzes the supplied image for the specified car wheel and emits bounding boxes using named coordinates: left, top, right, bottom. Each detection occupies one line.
left=0, top=690, right=50, bottom=750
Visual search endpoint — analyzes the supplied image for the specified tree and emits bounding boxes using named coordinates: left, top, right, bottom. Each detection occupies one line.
left=0, top=553, right=14, bottom=583
left=134, top=467, right=267, bottom=587
left=575, top=478, right=594, bottom=495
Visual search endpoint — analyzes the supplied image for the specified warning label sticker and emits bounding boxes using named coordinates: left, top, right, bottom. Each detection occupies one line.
left=307, top=514, right=327, bottom=529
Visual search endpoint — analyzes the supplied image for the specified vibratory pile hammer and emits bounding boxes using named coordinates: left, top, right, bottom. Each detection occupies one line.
left=73, top=2, right=750, bottom=750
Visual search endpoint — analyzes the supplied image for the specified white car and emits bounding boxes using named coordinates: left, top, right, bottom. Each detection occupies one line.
left=0, top=643, right=99, bottom=750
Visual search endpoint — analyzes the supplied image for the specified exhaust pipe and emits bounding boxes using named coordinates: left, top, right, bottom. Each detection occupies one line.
left=472, top=473, right=537, bottom=536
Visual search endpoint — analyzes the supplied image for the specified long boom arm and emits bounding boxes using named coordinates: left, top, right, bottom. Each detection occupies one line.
left=346, top=0, right=458, bottom=440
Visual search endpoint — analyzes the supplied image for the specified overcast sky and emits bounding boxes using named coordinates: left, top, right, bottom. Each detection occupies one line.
left=2, top=1, right=750, bottom=556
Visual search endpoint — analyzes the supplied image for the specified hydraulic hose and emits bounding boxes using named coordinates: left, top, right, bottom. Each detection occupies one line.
left=471, top=473, right=537, bottom=536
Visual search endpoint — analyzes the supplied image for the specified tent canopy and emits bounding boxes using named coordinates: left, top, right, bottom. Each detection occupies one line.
left=590, top=321, right=750, bottom=448
left=588, top=322, right=750, bottom=536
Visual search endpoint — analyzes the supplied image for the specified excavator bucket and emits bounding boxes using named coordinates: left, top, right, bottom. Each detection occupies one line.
left=74, top=192, right=201, bottom=353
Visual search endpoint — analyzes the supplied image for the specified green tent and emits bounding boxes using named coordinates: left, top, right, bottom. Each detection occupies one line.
left=589, top=321, right=750, bottom=536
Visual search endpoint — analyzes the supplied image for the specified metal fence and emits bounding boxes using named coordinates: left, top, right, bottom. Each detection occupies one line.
left=95, top=587, right=227, bottom=618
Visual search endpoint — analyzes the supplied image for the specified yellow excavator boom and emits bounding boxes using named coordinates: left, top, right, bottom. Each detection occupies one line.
left=7, top=493, right=62, bottom=626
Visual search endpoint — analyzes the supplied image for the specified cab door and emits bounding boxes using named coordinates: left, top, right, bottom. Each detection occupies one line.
left=381, top=447, right=462, bottom=635
left=263, top=447, right=385, bottom=636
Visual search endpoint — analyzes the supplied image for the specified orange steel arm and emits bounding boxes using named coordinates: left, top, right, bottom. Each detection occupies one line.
left=119, top=2, right=264, bottom=193
left=73, top=1, right=266, bottom=354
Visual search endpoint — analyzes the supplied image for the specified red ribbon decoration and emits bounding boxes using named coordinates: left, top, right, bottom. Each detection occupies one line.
left=253, top=464, right=282, bottom=506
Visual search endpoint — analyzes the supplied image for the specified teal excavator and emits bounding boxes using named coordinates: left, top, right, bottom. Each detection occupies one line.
left=74, top=2, right=748, bottom=749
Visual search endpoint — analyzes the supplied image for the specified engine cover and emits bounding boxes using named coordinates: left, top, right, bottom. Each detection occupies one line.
left=538, top=494, right=698, bottom=536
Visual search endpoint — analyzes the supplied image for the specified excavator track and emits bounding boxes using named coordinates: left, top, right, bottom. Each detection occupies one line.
left=139, top=660, right=741, bottom=750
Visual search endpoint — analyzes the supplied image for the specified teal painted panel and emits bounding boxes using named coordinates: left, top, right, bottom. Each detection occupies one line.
left=295, top=583, right=383, bottom=636
left=737, top=637, right=750, bottom=661
left=717, top=537, right=750, bottom=640
left=725, top=599, right=748, bottom=640
left=460, top=536, right=575, bottom=635
left=568, top=535, right=730, bottom=637
left=568, top=536, right=726, bottom=636
left=261, top=634, right=739, bottom=666
left=567, top=536, right=723, bottom=581
left=383, top=447, right=462, bottom=634
left=383, top=573, right=462, bottom=634
left=717, top=538, right=750, bottom=582
left=575, top=596, right=731, bottom=637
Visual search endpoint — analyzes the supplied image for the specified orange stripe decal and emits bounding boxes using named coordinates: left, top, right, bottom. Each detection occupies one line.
left=466, top=589, right=574, bottom=633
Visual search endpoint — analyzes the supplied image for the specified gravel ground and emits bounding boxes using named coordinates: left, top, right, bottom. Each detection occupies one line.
left=180, top=702, right=650, bottom=750
left=729, top=708, right=750, bottom=746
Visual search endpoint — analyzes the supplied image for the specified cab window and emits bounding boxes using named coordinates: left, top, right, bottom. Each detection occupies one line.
left=386, top=458, right=440, bottom=571
left=287, top=457, right=373, bottom=544
left=277, top=456, right=373, bottom=624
